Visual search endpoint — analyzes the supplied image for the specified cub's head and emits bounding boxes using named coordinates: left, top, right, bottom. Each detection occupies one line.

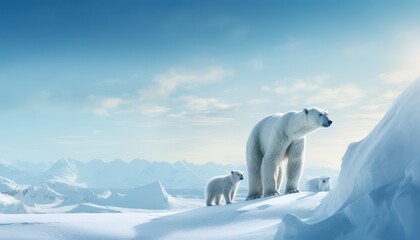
left=303, top=107, right=333, bottom=128
left=230, top=170, right=244, bottom=182
left=317, top=176, right=331, bottom=191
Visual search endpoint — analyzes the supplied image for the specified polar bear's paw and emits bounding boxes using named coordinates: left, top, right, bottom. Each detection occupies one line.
left=264, top=191, right=280, bottom=197
left=286, top=189, right=300, bottom=194
left=246, top=194, right=263, bottom=200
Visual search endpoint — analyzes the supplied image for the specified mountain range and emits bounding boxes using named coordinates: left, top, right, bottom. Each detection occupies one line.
left=0, top=157, right=246, bottom=189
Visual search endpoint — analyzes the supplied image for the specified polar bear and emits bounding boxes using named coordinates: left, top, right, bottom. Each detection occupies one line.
left=246, top=107, right=332, bottom=200
left=303, top=176, right=331, bottom=192
left=206, top=171, right=244, bottom=206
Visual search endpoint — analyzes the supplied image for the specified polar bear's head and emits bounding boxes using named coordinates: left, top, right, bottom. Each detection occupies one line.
left=230, top=170, right=245, bottom=182
left=317, top=176, right=331, bottom=191
left=303, top=107, right=333, bottom=128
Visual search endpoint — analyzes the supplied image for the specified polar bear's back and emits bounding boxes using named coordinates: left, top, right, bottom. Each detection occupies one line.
left=247, top=112, right=295, bottom=154
left=302, top=177, right=331, bottom=192
left=206, top=175, right=228, bottom=195
left=303, top=178, right=319, bottom=191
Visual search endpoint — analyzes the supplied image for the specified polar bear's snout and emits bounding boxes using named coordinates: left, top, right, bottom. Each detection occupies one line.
left=323, top=119, right=333, bottom=127
left=322, top=116, right=333, bottom=127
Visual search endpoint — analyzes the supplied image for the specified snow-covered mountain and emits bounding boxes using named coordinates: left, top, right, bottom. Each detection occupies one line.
left=46, top=157, right=79, bottom=183
left=76, top=159, right=245, bottom=189
left=0, top=158, right=246, bottom=189
left=1, top=158, right=337, bottom=191
left=0, top=176, right=23, bottom=194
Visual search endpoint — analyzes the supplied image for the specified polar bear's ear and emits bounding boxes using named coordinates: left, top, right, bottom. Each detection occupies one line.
left=304, top=108, right=309, bottom=114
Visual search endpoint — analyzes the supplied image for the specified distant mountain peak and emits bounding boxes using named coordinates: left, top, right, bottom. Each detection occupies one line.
left=46, top=157, right=79, bottom=183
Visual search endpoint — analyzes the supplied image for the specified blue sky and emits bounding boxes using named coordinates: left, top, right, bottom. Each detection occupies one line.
left=1, top=0, right=420, bottom=168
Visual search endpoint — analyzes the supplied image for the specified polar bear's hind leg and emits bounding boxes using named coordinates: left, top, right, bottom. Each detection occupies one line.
left=246, top=144, right=263, bottom=200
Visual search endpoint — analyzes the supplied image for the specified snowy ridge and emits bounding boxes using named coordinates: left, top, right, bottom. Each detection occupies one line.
left=278, top=78, right=420, bottom=239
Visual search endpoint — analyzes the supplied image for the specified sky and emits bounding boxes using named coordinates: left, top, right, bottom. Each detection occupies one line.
left=1, top=0, right=420, bottom=169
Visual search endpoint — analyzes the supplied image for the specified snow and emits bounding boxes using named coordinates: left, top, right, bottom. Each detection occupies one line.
left=1, top=79, right=419, bottom=239
left=0, top=213, right=160, bottom=240
left=0, top=192, right=327, bottom=240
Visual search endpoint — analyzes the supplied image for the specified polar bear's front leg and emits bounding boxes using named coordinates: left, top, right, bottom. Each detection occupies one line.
left=275, top=164, right=284, bottom=192
left=285, top=139, right=305, bottom=194
left=262, top=152, right=284, bottom=197
left=215, top=195, right=222, bottom=205
left=223, top=191, right=232, bottom=204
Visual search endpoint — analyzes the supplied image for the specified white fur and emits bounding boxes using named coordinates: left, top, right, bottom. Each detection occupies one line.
left=245, top=107, right=332, bottom=200
left=303, top=176, right=331, bottom=192
left=205, top=171, right=244, bottom=206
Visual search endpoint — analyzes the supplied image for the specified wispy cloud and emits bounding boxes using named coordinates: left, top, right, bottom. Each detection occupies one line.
left=261, top=77, right=364, bottom=109
left=139, top=105, right=170, bottom=116
left=87, top=67, right=232, bottom=118
left=262, top=81, right=320, bottom=94
left=379, top=70, right=420, bottom=85
left=247, top=99, right=271, bottom=105
left=276, top=38, right=306, bottom=51
left=247, top=57, right=264, bottom=71
left=139, top=67, right=232, bottom=100
left=165, top=96, right=237, bottom=126
left=168, top=112, right=235, bottom=126
left=306, top=85, right=364, bottom=109
left=90, top=96, right=126, bottom=116
left=181, top=96, right=234, bottom=112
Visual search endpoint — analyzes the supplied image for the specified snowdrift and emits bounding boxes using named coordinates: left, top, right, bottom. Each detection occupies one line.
left=278, top=78, right=420, bottom=239
left=101, top=181, right=172, bottom=209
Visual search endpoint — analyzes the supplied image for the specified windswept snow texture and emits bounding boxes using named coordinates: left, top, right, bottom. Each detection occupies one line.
left=278, top=78, right=420, bottom=240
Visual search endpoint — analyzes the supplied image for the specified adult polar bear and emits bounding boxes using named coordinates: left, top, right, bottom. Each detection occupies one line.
left=246, top=107, right=332, bottom=200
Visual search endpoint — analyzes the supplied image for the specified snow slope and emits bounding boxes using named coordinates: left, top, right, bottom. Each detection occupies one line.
left=278, top=78, right=420, bottom=239
left=0, top=192, right=327, bottom=240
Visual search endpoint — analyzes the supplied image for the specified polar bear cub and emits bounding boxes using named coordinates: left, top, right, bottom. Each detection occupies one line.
left=206, top=171, right=244, bottom=206
left=303, top=176, right=331, bottom=192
